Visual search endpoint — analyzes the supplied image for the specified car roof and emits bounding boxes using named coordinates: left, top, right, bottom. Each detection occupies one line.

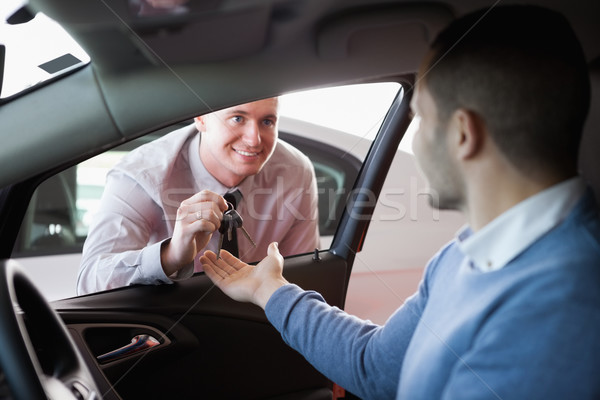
left=1, top=0, right=599, bottom=188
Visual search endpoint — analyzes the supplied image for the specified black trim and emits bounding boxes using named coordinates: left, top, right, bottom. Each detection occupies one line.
left=330, top=76, right=414, bottom=286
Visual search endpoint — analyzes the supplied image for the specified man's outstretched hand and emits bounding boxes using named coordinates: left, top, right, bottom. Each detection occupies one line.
left=200, top=242, right=289, bottom=309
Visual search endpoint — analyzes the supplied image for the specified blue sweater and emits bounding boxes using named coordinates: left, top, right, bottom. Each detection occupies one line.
left=265, top=191, right=600, bottom=399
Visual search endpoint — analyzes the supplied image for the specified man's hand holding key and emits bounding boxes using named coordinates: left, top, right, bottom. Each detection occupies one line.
left=160, top=190, right=228, bottom=277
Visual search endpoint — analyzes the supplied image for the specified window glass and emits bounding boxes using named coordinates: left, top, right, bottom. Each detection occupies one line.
left=280, top=83, right=399, bottom=140
left=75, top=153, right=127, bottom=237
left=1, top=1, right=90, bottom=99
left=13, top=82, right=401, bottom=300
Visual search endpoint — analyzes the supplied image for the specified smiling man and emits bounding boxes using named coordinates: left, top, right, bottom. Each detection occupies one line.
left=197, top=99, right=279, bottom=187
left=77, top=98, right=320, bottom=294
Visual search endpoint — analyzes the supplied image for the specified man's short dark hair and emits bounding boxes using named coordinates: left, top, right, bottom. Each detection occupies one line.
left=422, top=5, right=590, bottom=176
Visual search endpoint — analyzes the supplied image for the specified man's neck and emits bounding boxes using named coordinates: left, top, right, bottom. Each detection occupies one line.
left=464, top=160, right=573, bottom=232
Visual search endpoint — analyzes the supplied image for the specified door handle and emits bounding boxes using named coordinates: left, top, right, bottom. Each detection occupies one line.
left=97, top=334, right=160, bottom=363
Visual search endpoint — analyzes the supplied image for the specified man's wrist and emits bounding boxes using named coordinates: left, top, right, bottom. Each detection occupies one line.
left=255, top=278, right=289, bottom=309
left=160, top=238, right=189, bottom=276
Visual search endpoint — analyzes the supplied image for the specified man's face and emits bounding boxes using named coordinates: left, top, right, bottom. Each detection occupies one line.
left=197, top=98, right=279, bottom=187
left=411, top=83, right=464, bottom=211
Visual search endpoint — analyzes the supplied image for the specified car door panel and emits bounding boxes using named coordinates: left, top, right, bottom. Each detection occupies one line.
left=53, top=251, right=348, bottom=399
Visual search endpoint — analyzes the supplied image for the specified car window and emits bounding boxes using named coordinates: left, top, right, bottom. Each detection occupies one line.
left=11, top=82, right=400, bottom=299
left=12, top=81, right=398, bottom=256
left=0, top=2, right=90, bottom=100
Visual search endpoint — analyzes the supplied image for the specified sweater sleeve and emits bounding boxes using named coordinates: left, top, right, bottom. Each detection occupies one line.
left=265, top=283, right=427, bottom=400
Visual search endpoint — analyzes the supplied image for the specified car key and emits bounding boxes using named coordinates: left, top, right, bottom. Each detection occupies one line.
left=217, top=211, right=233, bottom=259
left=216, top=203, right=256, bottom=259
left=228, top=209, right=257, bottom=248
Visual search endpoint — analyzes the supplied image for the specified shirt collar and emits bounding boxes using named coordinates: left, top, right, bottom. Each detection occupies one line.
left=457, top=176, right=587, bottom=272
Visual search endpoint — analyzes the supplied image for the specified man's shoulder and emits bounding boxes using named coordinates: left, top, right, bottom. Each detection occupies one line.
left=268, top=139, right=313, bottom=170
left=114, top=123, right=197, bottom=174
left=107, top=123, right=198, bottom=192
left=424, top=239, right=463, bottom=278
left=511, top=192, right=600, bottom=289
left=544, top=189, right=600, bottom=256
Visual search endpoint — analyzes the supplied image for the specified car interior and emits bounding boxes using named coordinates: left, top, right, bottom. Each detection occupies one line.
left=0, top=0, right=598, bottom=399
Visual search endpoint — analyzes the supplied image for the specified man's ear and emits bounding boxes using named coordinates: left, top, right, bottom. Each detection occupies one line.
left=453, top=108, right=485, bottom=160
left=194, top=115, right=206, bottom=132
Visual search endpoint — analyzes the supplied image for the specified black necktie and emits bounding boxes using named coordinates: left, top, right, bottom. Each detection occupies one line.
left=222, top=189, right=242, bottom=257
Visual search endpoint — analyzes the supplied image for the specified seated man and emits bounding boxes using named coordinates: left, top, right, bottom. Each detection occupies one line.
left=201, top=5, right=600, bottom=400
left=77, top=98, right=320, bottom=294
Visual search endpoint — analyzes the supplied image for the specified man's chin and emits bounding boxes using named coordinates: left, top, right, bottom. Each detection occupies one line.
left=235, top=164, right=266, bottom=180
left=428, top=195, right=461, bottom=211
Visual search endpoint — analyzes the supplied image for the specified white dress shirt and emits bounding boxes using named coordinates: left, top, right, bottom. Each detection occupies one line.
left=77, top=124, right=320, bottom=294
left=457, top=177, right=587, bottom=272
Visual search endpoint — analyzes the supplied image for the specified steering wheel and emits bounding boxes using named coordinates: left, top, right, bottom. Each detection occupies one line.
left=0, top=259, right=101, bottom=399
